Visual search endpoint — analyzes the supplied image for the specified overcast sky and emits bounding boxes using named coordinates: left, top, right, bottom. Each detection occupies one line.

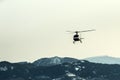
left=0, top=0, right=120, bottom=62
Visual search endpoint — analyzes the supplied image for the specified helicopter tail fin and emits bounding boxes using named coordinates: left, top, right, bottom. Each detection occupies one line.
left=80, top=38, right=84, bottom=39
left=80, top=38, right=84, bottom=43
left=80, top=39, right=82, bottom=43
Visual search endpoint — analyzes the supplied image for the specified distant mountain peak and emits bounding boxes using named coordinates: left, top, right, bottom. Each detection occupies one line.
left=85, top=55, right=120, bottom=64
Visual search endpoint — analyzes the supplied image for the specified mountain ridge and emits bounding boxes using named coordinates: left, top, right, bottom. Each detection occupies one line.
left=1, top=56, right=120, bottom=80
left=33, top=56, right=79, bottom=66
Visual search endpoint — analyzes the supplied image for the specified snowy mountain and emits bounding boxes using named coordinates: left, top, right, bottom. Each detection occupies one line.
left=85, top=55, right=120, bottom=64
left=33, top=56, right=79, bottom=66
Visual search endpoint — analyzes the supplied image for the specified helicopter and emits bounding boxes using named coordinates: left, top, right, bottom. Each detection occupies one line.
left=67, top=29, right=95, bottom=44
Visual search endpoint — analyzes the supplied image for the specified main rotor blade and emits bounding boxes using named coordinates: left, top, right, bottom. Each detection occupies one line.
left=67, top=29, right=95, bottom=33
left=66, top=31, right=75, bottom=33
left=78, top=29, right=95, bottom=32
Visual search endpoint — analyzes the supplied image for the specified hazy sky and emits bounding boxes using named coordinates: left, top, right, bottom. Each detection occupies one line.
left=0, top=0, right=120, bottom=62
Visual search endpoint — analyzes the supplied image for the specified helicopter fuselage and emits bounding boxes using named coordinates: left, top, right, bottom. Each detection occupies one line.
left=73, top=33, right=83, bottom=43
left=73, top=34, right=79, bottom=41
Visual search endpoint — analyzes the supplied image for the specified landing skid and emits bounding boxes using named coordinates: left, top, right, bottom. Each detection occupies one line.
left=73, top=39, right=82, bottom=44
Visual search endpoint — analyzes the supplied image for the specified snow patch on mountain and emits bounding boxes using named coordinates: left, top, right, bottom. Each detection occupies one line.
left=0, top=66, right=8, bottom=71
left=66, top=72, right=76, bottom=77
left=50, top=56, right=62, bottom=64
